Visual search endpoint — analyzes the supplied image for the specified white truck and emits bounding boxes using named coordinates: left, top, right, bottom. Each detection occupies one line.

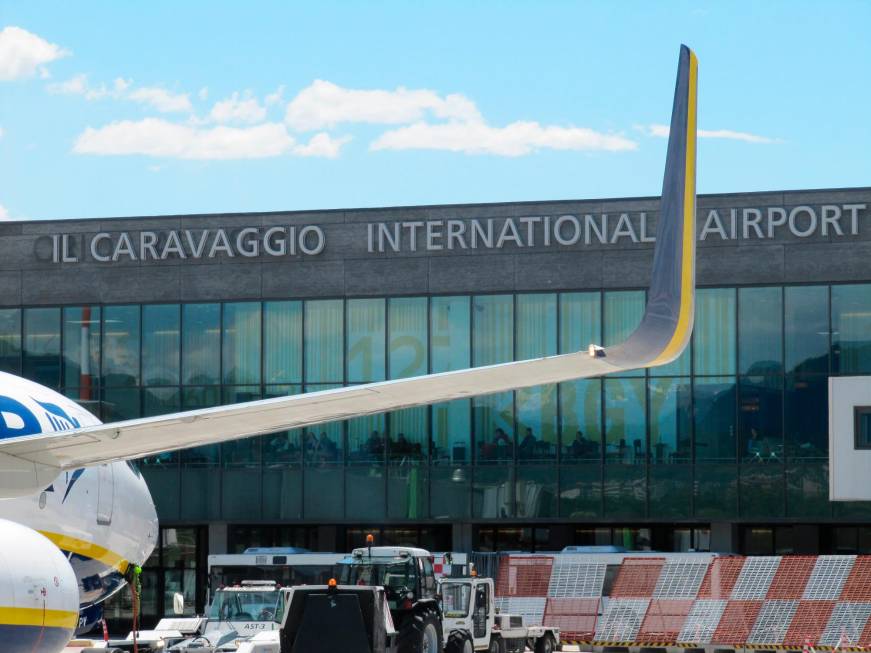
left=440, top=576, right=560, bottom=653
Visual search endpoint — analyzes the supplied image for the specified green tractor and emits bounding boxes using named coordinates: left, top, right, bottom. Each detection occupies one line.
left=337, top=545, right=443, bottom=653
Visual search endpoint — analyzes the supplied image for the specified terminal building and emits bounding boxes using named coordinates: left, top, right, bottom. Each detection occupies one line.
left=1, top=186, right=871, bottom=619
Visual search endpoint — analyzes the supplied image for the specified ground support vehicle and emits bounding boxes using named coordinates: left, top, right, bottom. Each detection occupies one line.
left=440, top=577, right=560, bottom=653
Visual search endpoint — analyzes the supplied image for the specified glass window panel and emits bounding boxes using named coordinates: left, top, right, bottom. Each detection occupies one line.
left=832, top=284, right=871, bottom=373
left=389, top=407, right=427, bottom=462
left=387, top=464, right=428, bottom=519
left=516, top=466, right=557, bottom=518
left=785, top=374, right=827, bottom=459
left=430, top=465, right=470, bottom=519
left=303, top=384, right=343, bottom=465
left=786, top=462, right=830, bottom=518
left=348, top=413, right=386, bottom=464
left=63, top=306, right=100, bottom=390
left=473, top=391, right=513, bottom=463
left=181, top=386, right=221, bottom=464
left=516, top=294, right=556, bottom=359
left=560, top=379, right=602, bottom=462
left=347, top=299, right=385, bottom=383
left=604, top=378, right=646, bottom=463
left=23, top=307, right=60, bottom=387
left=432, top=399, right=470, bottom=465
left=389, top=297, right=427, bottom=379
left=603, top=465, right=645, bottom=518
left=694, top=463, right=738, bottom=519
left=559, top=465, right=602, bottom=519
left=473, top=466, right=513, bottom=519
left=142, top=304, right=180, bottom=386
left=604, top=291, right=644, bottom=376
left=516, top=384, right=557, bottom=461
left=103, top=387, right=140, bottom=422
left=785, top=285, right=829, bottom=374
left=346, top=465, right=385, bottom=520
left=182, top=304, right=220, bottom=385
left=262, top=385, right=302, bottom=464
left=223, top=302, right=261, bottom=385
left=649, top=465, right=692, bottom=518
left=264, top=301, right=302, bottom=383
left=740, top=464, right=785, bottom=520
left=473, top=295, right=513, bottom=366
left=559, top=292, right=600, bottom=353
left=0, top=308, right=20, bottom=374
left=739, top=376, right=783, bottom=463
left=305, top=300, right=343, bottom=383
left=649, top=377, right=692, bottom=463
left=694, top=377, right=737, bottom=462
left=103, top=305, right=140, bottom=387
left=739, top=287, right=783, bottom=375
left=222, top=386, right=262, bottom=466
left=694, top=288, right=736, bottom=375
left=742, top=528, right=774, bottom=555
left=431, top=296, right=470, bottom=373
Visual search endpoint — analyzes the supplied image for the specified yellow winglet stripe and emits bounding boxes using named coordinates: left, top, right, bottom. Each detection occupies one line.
left=38, top=530, right=130, bottom=574
left=0, top=606, right=78, bottom=629
left=650, top=48, right=698, bottom=366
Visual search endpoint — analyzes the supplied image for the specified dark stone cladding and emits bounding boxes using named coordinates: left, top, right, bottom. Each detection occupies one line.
left=4, top=186, right=871, bottom=307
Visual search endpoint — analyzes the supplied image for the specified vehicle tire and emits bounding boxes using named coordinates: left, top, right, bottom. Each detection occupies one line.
left=446, top=630, right=474, bottom=653
left=488, top=634, right=505, bottom=653
left=396, top=607, right=444, bottom=653
left=535, top=633, right=555, bottom=653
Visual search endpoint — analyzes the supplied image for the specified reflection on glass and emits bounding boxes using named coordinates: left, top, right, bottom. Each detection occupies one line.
left=694, top=288, right=736, bottom=375
left=223, top=303, right=261, bottom=385
left=103, top=305, right=140, bottom=386
left=739, top=287, right=782, bottom=375
left=389, top=297, right=427, bottom=379
left=516, top=384, right=556, bottom=461
left=103, top=387, right=140, bottom=422
left=560, top=379, right=601, bottom=462
left=604, top=378, right=646, bottom=463
left=389, top=407, right=427, bottom=462
left=305, top=300, right=343, bottom=383
left=694, top=377, right=736, bottom=462
left=261, top=385, right=302, bottom=464
left=348, top=413, right=386, bottom=464
left=559, top=292, right=600, bottom=353
left=23, top=307, right=60, bottom=387
left=431, top=296, right=470, bottom=373
left=347, top=299, right=385, bottom=382
left=63, top=306, right=101, bottom=392
left=649, top=377, right=691, bottom=463
left=516, top=294, right=556, bottom=359
left=832, top=284, right=871, bottom=374
left=303, top=384, right=343, bottom=466
left=142, top=304, right=179, bottom=386
left=264, top=302, right=302, bottom=383
left=739, top=376, right=783, bottom=463
left=473, top=295, right=512, bottom=366
left=604, top=291, right=643, bottom=376
left=785, top=285, right=829, bottom=374
left=785, top=374, right=827, bottom=459
left=182, top=304, right=220, bottom=385
left=432, top=399, right=470, bottom=465
left=473, top=391, right=513, bottom=463
left=0, top=308, right=20, bottom=374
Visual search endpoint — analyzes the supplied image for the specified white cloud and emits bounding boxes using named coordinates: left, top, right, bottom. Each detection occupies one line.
left=371, top=120, right=636, bottom=156
left=127, top=87, right=193, bottom=113
left=209, top=92, right=267, bottom=124
left=293, top=132, right=351, bottom=158
left=47, top=74, right=131, bottom=100
left=265, top=85, right=285, bottom=107
left=73, top=118, right=348, bottom=160
left=286, top=80, right=481, bottom=131
left=0, top=26, right=68, bottom=81
left=198, top=87, right=208, bottom=101
left=0, top=205, right=8, bottom=220
left=644, top=123, right=779, bottom=144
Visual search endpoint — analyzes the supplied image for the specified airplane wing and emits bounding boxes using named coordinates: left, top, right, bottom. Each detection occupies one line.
left=0, top=45, right=697, bottom=494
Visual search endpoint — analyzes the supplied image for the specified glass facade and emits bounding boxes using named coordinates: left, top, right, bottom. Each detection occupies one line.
left=0, top=283, right=863, bottom=525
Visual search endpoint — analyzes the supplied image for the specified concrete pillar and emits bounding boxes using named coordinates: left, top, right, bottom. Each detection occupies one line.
left=452, top=523, right=473, bottom=553
left=208, top=522, right=229, bottom=555
left=710, top=522, right=739, bottom=553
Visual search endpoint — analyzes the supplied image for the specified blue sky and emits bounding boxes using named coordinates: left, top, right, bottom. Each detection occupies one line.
left=0, top=1, right=869, bottom=220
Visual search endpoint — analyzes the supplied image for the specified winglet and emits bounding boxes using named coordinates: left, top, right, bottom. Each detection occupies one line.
left=609, top=44, right=698, bottom=367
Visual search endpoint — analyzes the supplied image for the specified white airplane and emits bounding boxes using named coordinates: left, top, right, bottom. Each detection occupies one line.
left=0, top=45, right=696, bottom=653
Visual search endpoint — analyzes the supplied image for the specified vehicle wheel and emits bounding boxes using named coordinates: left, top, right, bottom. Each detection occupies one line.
left=446, top=630, right=474, bottom=653
left=488, top=634, right=505, bottom=653
left=396, top=607, right=444, bottom=653
left=535, top=633, right=555, bottom=653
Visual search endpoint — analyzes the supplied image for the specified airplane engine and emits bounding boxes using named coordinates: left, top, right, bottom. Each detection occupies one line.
left=0, top=518, right=79, bottom=653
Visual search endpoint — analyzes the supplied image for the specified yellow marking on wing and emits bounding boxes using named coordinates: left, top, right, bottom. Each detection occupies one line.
left=0, top=606, right=78, bottom=629
left=38, top=531, right=129, bottom=574
left=651, top=48, right=698, bottom=365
